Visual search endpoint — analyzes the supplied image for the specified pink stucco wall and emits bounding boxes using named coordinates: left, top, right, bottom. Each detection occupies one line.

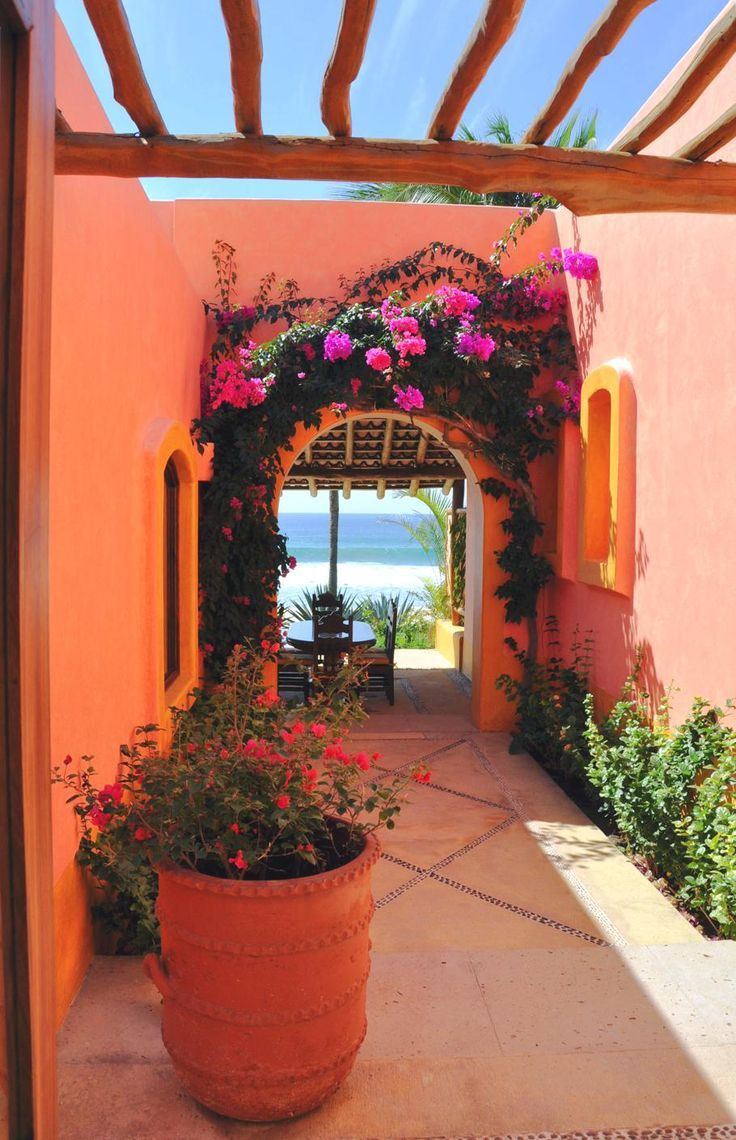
left=546, top=25, right=736, bottom=718
left=50, top=21, right=206, bottom=881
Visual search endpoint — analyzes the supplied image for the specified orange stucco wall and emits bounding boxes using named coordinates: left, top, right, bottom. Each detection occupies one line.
left=545, top=32, right=736, bottom=719
left=50, top=20, right=206, bottom=1015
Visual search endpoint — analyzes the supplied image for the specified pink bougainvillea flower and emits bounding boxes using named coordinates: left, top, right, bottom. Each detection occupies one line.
left=291, top=721, right=305, bottom=735
left=204, top=642, right=214, bottom=653
left=275, top=794, right=291, bottom=810
left=229, top=822, right=240, bottom=833
left=287, top=555, right=297, bottom=570
left=301, top=343, right=316, bottom=360
left=350, top=378, right=362, bottom=396
left=366, top=347, right=392, bottom=371
left=133, top=826, right=153, bottom=842
left=221, top=526, right=233, bottom=542
left=354, top=752, right=371, bottom=771
left=412, top=769, right=432, bottom=784
left=323, top=329, right=353, bottom=362
left=99, top=782, right=123, bottom=805
left=397, top=335, right=427, bottom=359
left=330, top=401, right=348, bottom=414
left=562, top=248, right=598, bottom=280
left=229, top=496, right=243, bottom=511
left=393, top=384, right=424, bottom=413
left=389, top=315, right=419, bottom=338
left=229, top=850, right=249, bottom=870
left=63, top=753, right=73, bottom=766
left=89, top=806, right=111, bottom=830
left=435, top=285, right=481, bottom=317
left=310, top=722, right=327, bottom=738
left=455, top=330, right=496, bottom=362
left=297, top=371, right=306, bottom=379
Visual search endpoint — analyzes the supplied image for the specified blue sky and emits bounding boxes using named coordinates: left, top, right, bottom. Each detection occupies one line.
left=57, top=0, right=725, bottom=204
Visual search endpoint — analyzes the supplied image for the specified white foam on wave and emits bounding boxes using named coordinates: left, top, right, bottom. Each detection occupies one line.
left=279, top=561, right=439, bottom=601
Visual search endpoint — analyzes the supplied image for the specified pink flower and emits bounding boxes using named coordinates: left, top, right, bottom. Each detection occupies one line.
left=229, top=850, right=249, bottom=870
left=366, top=347, right=392, bottom=371
left=562, top=248, right=598, bottom=280
left=393, top=385, right=424, bottom=413
left=291, top=721, right=305, bottom=735
left=435, top=286, right=481, bottom=317
left=219, top=748, right=229, bottom=760
left=63, top=753, right=73, bottom=766
left=297, top=371, right=306, bottom=379
left=310, top=722, right=327, bottom=738
left=396, top=335, right=427, bottom=360
left=221, top=564, right=228, bottom=575
left=389, top=315, right=419, bottom=337
left=204, top=642, right=214, bottom=653
left=330, top=401, right=348, bottom=414
left=302, top=343, right=316, bottom=360
left=89, top=806, right=111, bottom=830
left=354, top=752, right=371, bottom=771
left=455, top=330, right=496, bottom=362
left=288, top=556, right=297, bottom=570
left=229, top=497, right=243, bottom=511
left=222, top=526, right=233, bottom=542
left=230, top=822, right=240, bottom=833
left=323, top=330, right=353, bottom=362
left=276, top=794, right=290, bottom=810
left=99, top=782, right=123, bottom=805
left=133, top=826, right=153, bottom=842
left=350, top=378, right=362, bottom=396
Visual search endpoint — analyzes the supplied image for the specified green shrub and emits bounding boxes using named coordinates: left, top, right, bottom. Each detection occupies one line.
left=585, top=690, right=736, bottom=938
left=496, top=616, right=593, bottom=789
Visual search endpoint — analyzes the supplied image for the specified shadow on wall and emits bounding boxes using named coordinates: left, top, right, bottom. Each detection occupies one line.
left=568, top=215, right=604, bottom=378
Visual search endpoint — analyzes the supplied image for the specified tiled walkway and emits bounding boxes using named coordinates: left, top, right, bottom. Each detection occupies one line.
left=58, top=664, right=736, bottom=1139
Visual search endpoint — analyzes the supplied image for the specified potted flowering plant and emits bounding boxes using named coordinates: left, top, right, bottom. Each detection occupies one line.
left=55, top=639, right=428, bottom=1122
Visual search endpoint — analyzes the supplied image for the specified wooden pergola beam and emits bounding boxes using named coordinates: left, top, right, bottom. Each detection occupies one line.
left=428, top=0, right=526, bottom=141
left=55, top=132, right=736, bottom=215
left=307, top=477, right=318, bottom=498
left=523, top=0, right=655, bottom=145
left=381, top=418, right=394, bottom=465
left=81, top=0, right=166, bottom=136
left=321, top=0, right=376, bottom=137
left=55, top=108, right=71, bottom=134
left=220, top=0, right=263, bottom=136
left=416, top=432, right=428, bottom=465
left=615, top=5, right=736, bottom=154
left=673, top=102, right=736, bottom=161
left=293, top=465, right=464, bottom=480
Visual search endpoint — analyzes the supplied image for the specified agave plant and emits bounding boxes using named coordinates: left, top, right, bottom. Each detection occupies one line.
left=282, top=584, right=361, bottom=625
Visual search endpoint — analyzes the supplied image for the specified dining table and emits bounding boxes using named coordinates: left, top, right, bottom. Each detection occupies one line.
left=285, top=619, right=376, bottom=652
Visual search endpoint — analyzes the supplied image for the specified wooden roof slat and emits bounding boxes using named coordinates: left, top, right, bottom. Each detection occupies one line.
left=220, top=0, right=263, bottom=136
left=55, top=132, right=736, bottom=215
left=428, top=0, right=526, bottom=141
left=674, top=102, right=736, bottom=161
left=81, top=0, right=166, bottom=136
left=321, top=0, right=377, bottom=137
left=56, top=108, right=71, bottom=134
left=345, top=419, right=355, bottom=465
left=381, top=419, right=394, bottom=465
left=307, top=477, right=318, bottom=498
left=523, top=0, right=655, bottom=145
left=416, top=433, right=428, bottom=465
left=615, top=5, right=736, bottom=154
left=295, top=465, right=464, bottom=480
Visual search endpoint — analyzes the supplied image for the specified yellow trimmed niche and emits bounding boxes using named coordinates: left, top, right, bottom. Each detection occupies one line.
left=144, top=419, right=199, bottom=735
left=578, top=362, right=636, bottom=595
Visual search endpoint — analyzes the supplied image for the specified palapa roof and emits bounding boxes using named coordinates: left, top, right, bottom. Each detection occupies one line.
left=285, top=416, right=464, bottom=497
left=55, top=1, right=736, bottom=215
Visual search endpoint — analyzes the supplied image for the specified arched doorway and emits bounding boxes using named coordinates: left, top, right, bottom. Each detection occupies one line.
left=274, top=408, right=518, bottom=731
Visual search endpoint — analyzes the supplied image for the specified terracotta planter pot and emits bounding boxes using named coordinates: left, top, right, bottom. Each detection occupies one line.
left=143, top=832, right=381, bottom=1122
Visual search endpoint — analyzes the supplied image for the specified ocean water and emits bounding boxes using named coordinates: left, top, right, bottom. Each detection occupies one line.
left=278, top=512, right=438, bottom=605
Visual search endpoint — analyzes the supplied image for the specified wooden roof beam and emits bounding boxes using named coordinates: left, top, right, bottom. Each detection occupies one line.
left=615, top=5, right=736, bottom=154
left=428, top=0, right=526, bottom=141
left=523, top=0, right=655, bottom=145
left=376, top=479, right=386, bottom=500
left=416, top=432, right=428, bottom=466
left=56, top=108, right=71, bottom=134
left=294, top=465, right=464, bottom=480
left=321, top=0, right=376, bottom=137
left=381, top=418, right=394, bottom=465
left=342, top=480, right=352, bottom=499
left=81, top=0, right=166, bottom=136
left=345, top=419, right=355, bottom=465
left=221, top=0, right=263, bottom=135
left=307, top=477, right=318, bottom=498
left=55, top=132, right=736, bottom=215
left=674, top=102, right=736, bottom=161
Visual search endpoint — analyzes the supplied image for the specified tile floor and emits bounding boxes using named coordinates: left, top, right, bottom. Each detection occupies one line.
left=57, top=664, right=736, bottom=1139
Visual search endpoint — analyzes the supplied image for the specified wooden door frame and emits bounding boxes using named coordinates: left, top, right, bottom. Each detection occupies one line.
left=0, top=0, right=56, bottom=1136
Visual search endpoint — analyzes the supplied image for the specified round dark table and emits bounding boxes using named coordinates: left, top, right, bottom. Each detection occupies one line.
left=285, top=619, right=376, bottom=652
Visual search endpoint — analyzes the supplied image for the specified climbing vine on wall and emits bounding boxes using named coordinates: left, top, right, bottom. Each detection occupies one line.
left=194, top=199, right=597, bottom=668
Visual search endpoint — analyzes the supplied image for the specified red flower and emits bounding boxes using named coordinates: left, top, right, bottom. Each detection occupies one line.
left=229, top=850, right=249, bottom=870
left=133, top=826, right=153, bottom=842
left=88, top=806, right=111, bottom=830
left=229, top=822, right=240, bottom=833
left=412, top=769, right=431, bottom=784
left=99, top=782, right=123, bottom=805
left=291, top=721, right=305, bottom=735
left=354, top=752, right=371, bottom=771
left=63, top=753, right=73, bottom=766
left=310, top=722, right=327, bottom=738
left=276, top=794, right=290, bottom=810
left=219, top=748, right=229, bottom=760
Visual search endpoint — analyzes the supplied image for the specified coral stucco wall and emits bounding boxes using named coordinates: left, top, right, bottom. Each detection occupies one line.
left=546, top=30, right=736, bottom=720
left=51, top=20, right=206, bottom=1016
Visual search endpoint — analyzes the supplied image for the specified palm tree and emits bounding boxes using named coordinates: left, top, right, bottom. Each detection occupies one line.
left=328, top=488, right=339, bottom=595
left=340, top=111, right=598, bottom=207
left=386, top=489, right=451, bottom=619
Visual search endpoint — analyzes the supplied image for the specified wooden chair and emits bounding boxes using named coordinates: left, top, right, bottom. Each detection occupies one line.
left=311, top=611, right=353, bottom=682
left=364, top=600, right=397, bottom=705
left=311, top=590, right=343, bottom=620
left=277, top=646, right=311, bottom=702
